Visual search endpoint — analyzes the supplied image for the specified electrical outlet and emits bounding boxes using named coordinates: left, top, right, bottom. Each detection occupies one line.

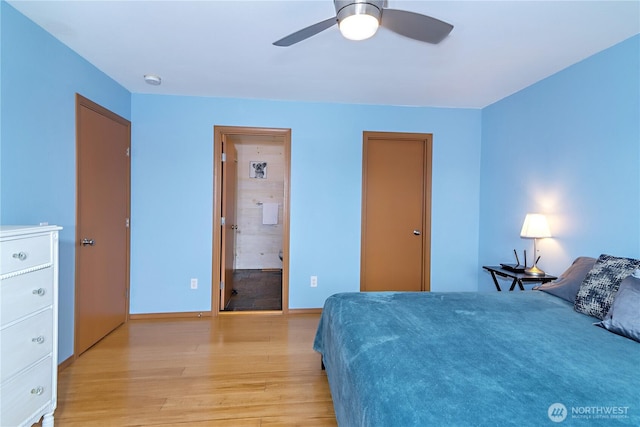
left=310, top=275, right=318, bottom=288
left=190, top=278, right=198, bottom=289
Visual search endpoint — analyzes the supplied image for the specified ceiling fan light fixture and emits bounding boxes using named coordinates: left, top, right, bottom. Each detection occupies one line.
left=337, top=2, right=381, bottom=41
left=272, top=0, right=452, bottom=47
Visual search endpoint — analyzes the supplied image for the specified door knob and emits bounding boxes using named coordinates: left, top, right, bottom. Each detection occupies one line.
left=413, top=230, right=421, bottom=236
left=81, top=238, right=95, bottom=246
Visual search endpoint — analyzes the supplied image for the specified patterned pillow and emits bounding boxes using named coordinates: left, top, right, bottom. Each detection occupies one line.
left=574, top=254, right=640, bottom=320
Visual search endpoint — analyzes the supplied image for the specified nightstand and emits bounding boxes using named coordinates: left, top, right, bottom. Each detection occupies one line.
left=483, top=265, right=557, bottom=291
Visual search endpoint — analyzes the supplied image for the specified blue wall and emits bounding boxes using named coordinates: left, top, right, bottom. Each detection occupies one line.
left=2, top=0, right=639, bottom=364
left=130, top=96, right=481, bottom=313
left=1, top=2, right=131, bottom=362
left=479, top=35, right=640, bottom=290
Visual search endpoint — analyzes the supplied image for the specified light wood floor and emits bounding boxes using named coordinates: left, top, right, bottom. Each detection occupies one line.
left=53, top=314, right=336, bottom=426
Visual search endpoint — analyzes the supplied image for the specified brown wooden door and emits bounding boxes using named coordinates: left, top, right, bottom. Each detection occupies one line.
left=220, top=139, right=238, bottom=310
left=75, top=94, right=130, bottom=355
left=360, top=132, right=432, bottom=292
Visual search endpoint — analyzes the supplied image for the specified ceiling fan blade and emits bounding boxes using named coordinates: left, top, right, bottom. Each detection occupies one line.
left=380, top=8, right=453, bottom=44
left=273, top=17, right=337, bottom=47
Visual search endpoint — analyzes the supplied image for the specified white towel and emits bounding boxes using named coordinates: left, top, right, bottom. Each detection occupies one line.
left=262, top=203, right=278, bottom=225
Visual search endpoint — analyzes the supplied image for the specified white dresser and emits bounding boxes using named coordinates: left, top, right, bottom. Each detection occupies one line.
left=1, top=225, right=61, bottom=427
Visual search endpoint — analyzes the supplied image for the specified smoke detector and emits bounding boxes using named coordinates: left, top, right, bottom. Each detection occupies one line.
left=144, top=74, right=161, bottom=85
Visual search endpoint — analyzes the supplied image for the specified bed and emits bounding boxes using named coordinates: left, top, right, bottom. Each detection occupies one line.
left=314, top=256, right=640, bottom=426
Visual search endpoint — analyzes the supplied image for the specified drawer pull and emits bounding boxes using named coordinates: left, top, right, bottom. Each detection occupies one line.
left=12, top=251, right=28, bottom=261
left=31, top=386, right=45, bottom=396
left=32, top=336, right=46, bottom=344
left=33, top=288, right=46, bottom=296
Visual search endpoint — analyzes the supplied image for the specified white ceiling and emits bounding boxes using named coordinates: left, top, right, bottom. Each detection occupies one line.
left=8, top=0, right=640, bottom=108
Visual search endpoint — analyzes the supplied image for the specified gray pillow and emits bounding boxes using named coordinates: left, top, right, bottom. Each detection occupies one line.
left=535, top=257, right=596, bottom=303
left=574, top=254, right=640, bottom=320
left=595, top=272, right=640, bottom=342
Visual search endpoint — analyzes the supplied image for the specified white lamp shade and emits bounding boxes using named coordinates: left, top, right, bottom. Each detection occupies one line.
left=520, top=214, right=551, bottom=238
left=339, top=13, right=379, bottom=40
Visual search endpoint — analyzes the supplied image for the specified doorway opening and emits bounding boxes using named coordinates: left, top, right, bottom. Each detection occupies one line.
left=212, top=126, right=291, bottom=314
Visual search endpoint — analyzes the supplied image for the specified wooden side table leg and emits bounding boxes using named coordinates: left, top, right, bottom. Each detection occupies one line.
left=509, top=278, right=518, bottom=291
left=517, top=280, right=525, bottom=291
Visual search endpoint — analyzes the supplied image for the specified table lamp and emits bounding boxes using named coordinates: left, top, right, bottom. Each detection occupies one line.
left=520, top=213, right=551, bottom=276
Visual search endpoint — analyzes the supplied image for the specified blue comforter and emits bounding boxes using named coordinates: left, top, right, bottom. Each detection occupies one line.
left=314, top=291, right=640, bottom=426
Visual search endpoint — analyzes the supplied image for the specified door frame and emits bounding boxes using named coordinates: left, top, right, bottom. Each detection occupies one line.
left=220, top=141, right=238, bottom=310
left=360, top=131, right=432, bottom=292
left=212, top=126, right=291, bottom=315
left=74, top=93, right=131, bottom=358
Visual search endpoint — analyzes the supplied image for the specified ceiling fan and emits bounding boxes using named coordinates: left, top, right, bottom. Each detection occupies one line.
left=273, top=0, right=453, bottom=47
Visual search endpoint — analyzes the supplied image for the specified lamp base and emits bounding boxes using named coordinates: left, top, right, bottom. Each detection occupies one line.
left=525, top=265, right=546, bottom=276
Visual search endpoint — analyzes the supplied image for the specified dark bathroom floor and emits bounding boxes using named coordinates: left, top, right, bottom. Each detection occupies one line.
left=224, top=269, right=282, bottom=311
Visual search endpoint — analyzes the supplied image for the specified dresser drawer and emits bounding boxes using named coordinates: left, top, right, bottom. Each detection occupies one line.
left=1, top=267, right=54, bottom=325
left=0, top=234, right=52, bottom=275
left=1, top=309, right=53, bottom=382
left=1, top=356, right=53, bottom=427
